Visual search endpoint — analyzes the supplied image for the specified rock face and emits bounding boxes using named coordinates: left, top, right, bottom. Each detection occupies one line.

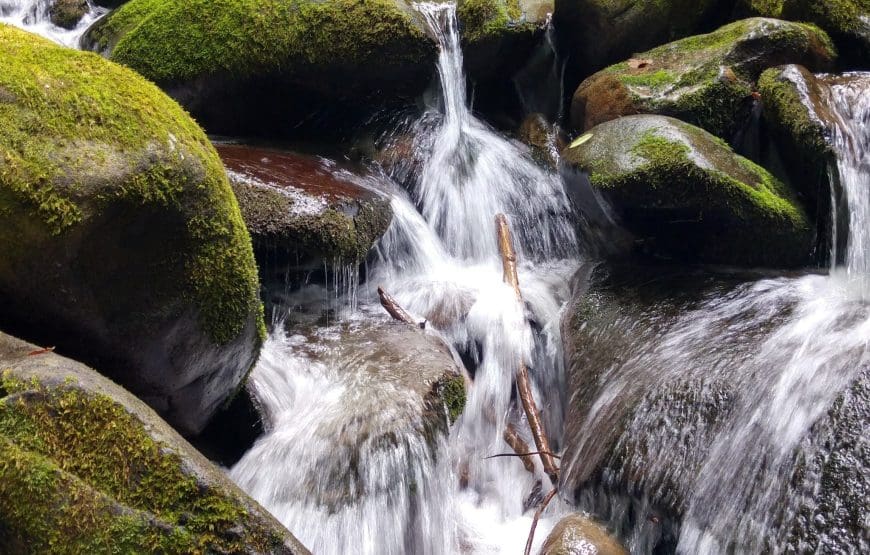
left=570, top=18, right=836, bottom=140
left=518, top=112, right=564, bottom=170
left=0, top=331, right=309, bottom=554
left=217, top=144, right=392, bottom=276
left=82, top=0, right=437, bottom=137
left=553, top=0, right=730, bottom=77
left=49, top=0, right=89, bottom=29
left=560, top=115, right=812, bottom=267
left=738, top=0, right=870, bottom=65
left=559, top=265, right=870, bottom=553
left=0, top=25, right=264, bottom=435
left=540, top=513, right=628, bottom=555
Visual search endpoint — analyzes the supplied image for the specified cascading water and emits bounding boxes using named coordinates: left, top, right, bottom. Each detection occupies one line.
left=562, top=73, right=870, bottom=554
left=0, top=0, right=105, bottom=47
left=231, top=2, right=582, bottom=553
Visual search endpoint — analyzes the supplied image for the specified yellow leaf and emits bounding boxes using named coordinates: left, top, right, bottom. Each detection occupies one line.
left=569, top=133, right=593, bottom=149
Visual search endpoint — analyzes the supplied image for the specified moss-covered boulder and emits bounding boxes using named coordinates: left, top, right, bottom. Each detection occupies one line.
left=82, top=0, right=437, bottom=137
left=737, top=0, right=870, bottom=65
left=570, top=18, right=836, bottom=140
left=0, top=331, right=309, bottom=554
left=458, top=0, right=551, bottom=88
left=0, top=25, right=264, bottom=435
left=540, top=514, right=628, bottom=555
left=560, top=115, right=813, bottom=266
left=553, top=0, right=731, bottom=78
left=49, top=0, right=89, bottom=29
left=217, top=144, right=392, bottom=279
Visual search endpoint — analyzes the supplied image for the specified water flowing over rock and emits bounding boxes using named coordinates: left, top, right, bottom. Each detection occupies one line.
left=0, top=331, right=309, bottom=554
left=570, top=18, right=836, bottom=140
left=217, top=144, right=393, bottom=279
left=81, top=0, right=437, bottom=137
left=560, top=114, right=813, bottom=267
left=0, top=26, right=265, bottom=435
left=0, top=0, right=106, bottom=45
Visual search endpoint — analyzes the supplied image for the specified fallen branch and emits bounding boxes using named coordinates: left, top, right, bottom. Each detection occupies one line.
left=503, top=423, right=536, bottom=473
left=484, top=451, right=561, bottom=461
left=495, top=214, right=559, bottom=483
left=377, top=286, right=424, bottom=328
left=524, top=487, right=558, bottom=555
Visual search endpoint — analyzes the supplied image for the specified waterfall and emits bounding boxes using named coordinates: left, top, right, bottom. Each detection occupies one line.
left=0, top=0, right=105, bottom=47
left=231, top=2, right=582, bottom=553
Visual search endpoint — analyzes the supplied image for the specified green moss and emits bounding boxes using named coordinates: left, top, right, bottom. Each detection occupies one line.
left=618, top=69, right=676, bottom=88
left=0, top=24, right=263, bottom=346
left=0, top=373, right=285, bottom=552
left=92, top=0, right=432, bottom=90
left=439, top=375, right=467, bottom=424
left=783, top=0, right=870, bottom=35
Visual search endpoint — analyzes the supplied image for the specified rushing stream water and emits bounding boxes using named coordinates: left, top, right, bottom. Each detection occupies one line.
left=0, top=0, right=104, bottom=46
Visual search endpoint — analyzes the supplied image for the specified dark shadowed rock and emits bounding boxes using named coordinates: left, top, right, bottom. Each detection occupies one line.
left=49, top=0, right=88, bottom=29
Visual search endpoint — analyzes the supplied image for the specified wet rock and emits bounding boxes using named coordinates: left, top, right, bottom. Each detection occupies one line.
left=459, top=0, right=551, bottom=89
left=560, top=114, right=813, bottom=267
left=518, top=112, right=564, bottom=170
left=49, top=0, right=88, bottom=29
left=737, top=0, right=870, bottom=66
left=0, top=331, right=309, bottom=554
left=559, top=265, right=869, bottom=553
left=540, top=513, right=628, bottom=555
left=553, top=0, right=731, bottom=78
left=0, top=26, right=264, bottom=435
left=82, top=0, right=436, bottom=138
left=216, top=144, right=392, bottom=276
left=570, top=18, right=836, bottom=140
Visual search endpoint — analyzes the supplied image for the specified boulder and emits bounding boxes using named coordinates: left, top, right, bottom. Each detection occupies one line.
left=216, top=144, right=392, bottom=277
left=518, top=112, right=564, bottom=170
left=559, top=264, right=870, bottom=553
left=82, top=0, right=437, bottom=137
left=570, top=18, right=836, bottom=140
left=553, top=0, right=731, bottom=78
left=560, top=115, right=813, bottom=267
left=0, top=25, right=264, bottom=435
left=0, top=331, right=309, bottom=554
left=540, top=513, right=628, bottom=555
left=737, top=0, right=870, bottom=65
left=49, top=0, right=89, bottom=29
left=458, top=0, right=551, bottom=88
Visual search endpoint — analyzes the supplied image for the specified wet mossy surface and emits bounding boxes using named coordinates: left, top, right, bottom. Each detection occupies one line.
left=0, top=25, right=265, bottom=433
left=570, top=18, right=836, bottom=138
left=561, top=115, right=813, bottom=267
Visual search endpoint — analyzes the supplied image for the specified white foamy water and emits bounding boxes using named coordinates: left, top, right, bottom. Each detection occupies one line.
left=0, top=0, right=105, bottom=47
left=231, top=2, right=582, bottom=553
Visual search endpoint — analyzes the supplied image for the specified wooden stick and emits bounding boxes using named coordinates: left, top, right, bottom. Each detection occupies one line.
left=377, top=286, right=423, bottom=328
left=503, top=423, right=536, bottom=473
left=495, top=214, right=559, bottom=483
left=524, top=487, right=558, bottom=555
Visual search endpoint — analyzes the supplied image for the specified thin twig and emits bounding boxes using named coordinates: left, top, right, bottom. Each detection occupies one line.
left=524, top=487, right=558, bottom=555
left=484, top=452, right=562, bottom=460
left=495, top=214, right=559, bottom=483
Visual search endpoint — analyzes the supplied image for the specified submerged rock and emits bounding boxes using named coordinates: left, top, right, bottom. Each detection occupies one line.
left=0, top=331, right=309, bottom=554
left=217, top=144, right=392, bottom=276
left=560, top=115, right=813, bottom=267
left=553, top=0, right=729, bottom=77
left=518, top=112, right=564, bottom=170
left=737, top=0, right=870, bottom=65
left=559, top=265, right=870, bottom=553
left=49, top=0, right=88, bottom=29
left=82, top=0, right=436, bottom=137
left=540, top=513, right=628, bottom=555
left=570, top=18, right=836, bottom=139
left=0, top=26, right=264, bottom=435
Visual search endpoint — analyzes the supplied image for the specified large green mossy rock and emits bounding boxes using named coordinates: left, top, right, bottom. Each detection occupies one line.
left=553, top=0, right=730, bottom=77
left=0, top=332, right=309, bottom=554
left=560, top=115, right=813, bottom=267
left=737, top=0, right=870, bottom=65
left=570, top=18, right=836, bottom=139
left=216, top=144, right=393, bottom=277
left=83, top=0, right=437, bottom=136
left=0, top=25, right=264, bottom=435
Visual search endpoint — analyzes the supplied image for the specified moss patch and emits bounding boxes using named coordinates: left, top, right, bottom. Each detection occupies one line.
left=0, top=373, right=286, bottom=552
left=439, top=375, right=467, bottom=424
